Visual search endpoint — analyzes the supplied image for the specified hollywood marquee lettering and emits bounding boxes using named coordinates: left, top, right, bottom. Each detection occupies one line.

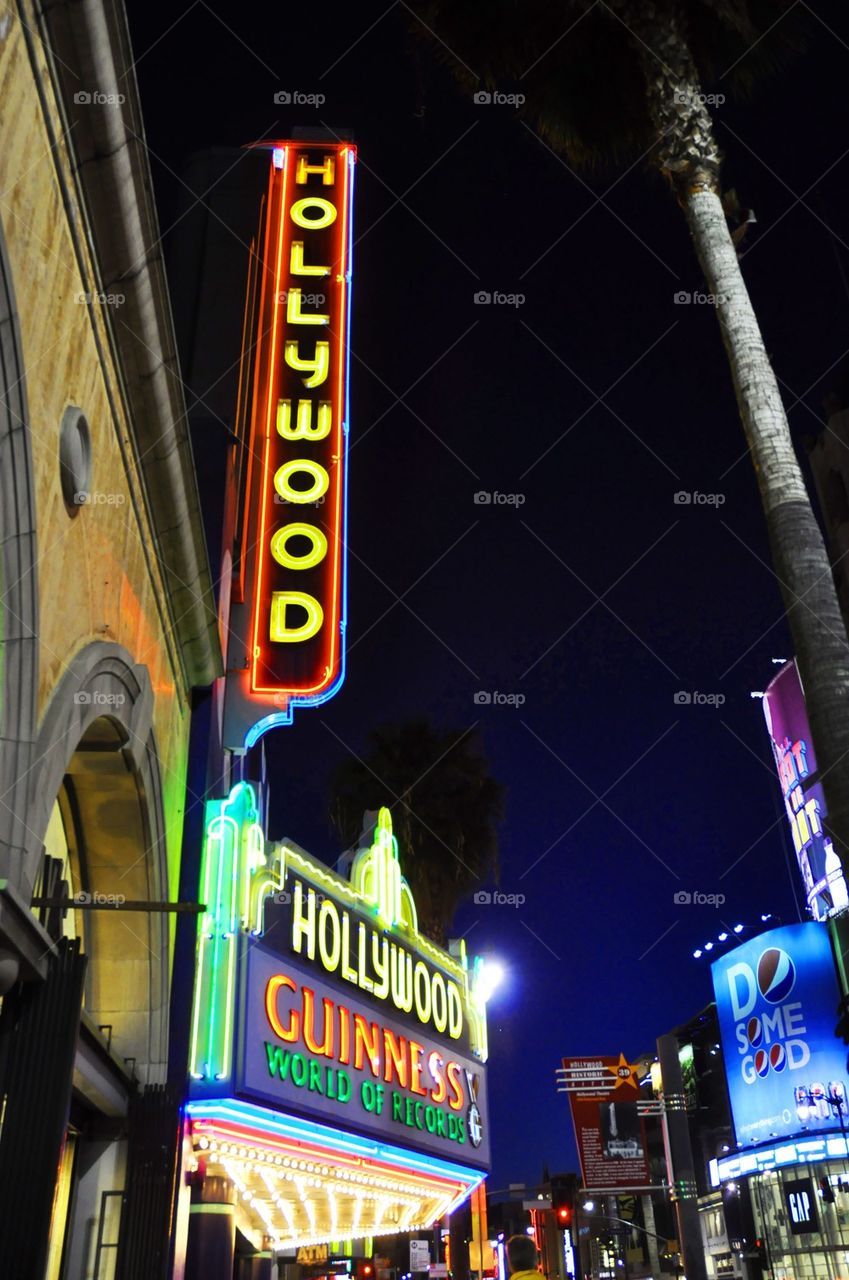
left=250, top=143, right=356, bottom=703
left=261, top=967, right=474, bottom=1149
left=289, top=879, right=465, bottom=1040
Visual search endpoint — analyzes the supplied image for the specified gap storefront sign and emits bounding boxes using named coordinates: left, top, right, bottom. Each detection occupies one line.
left=186, top=786, right=492, bottom=1252
left=711, top=922, right=848, bottom=1148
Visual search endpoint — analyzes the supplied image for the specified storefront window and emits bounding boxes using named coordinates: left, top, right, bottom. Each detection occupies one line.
left=749, top=1164, right=849, bottom=1280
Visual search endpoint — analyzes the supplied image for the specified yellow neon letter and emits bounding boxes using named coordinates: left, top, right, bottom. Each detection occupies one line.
left=291, top=197, right=337, bottom=230
left=290, top=240, right=330, bottom=277
left=270, top=523, right=328, bottom=571
left=292, top=881, right=316, bottom=959
left=318, top=898, right=342, bottom=972
left=276, top=399, right=332, bottom=441
left=286, top=287, right=329, bottom=327
left=269, top=592, right=324, bottom=643
left=296, top=154, right=336, bottom=186
left=274, top=459, right=329, bottom=505
left=284, top=340, right=329, bottom=389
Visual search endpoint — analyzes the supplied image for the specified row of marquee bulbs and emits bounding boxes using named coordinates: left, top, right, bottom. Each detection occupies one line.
left=194, top=1141, right=454, bottom=1234
left=220, top=1156, right=428, bottom=1252
left=197, top=1137, right=424, bottom=1196
left=221, top=1152, right=442, bottom=1253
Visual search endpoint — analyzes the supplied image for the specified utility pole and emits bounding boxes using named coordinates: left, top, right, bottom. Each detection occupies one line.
left=656, top=1035, right=708, bottom=1280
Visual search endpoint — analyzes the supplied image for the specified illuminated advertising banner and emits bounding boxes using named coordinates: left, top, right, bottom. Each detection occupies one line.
left=237, top=941, right=490, bottom=1169
left=224, top=141, right=356, bottom=750
left=763, top=660, right=848, bottom=920
left=711, top=922, right=848, bottom=1148
left=560, top=1055, right=649, bottom=1189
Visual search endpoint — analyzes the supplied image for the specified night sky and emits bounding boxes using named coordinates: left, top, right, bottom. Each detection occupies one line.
left=128, top=1, right=849, bottom=1191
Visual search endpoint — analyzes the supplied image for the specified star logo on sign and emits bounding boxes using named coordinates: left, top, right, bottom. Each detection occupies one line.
left=607, top=1053, right=641, bottom=1091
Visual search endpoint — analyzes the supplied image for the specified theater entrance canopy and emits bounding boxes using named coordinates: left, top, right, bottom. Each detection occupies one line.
left=186, top=785, right=493, bottom=1251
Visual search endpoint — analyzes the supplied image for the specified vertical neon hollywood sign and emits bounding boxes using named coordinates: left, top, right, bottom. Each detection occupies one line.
left=225, top=141, right=356, bottom=750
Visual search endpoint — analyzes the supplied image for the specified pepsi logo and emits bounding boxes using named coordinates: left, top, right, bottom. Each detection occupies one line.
left=755, top=1049, right=770, bottom=1078
left=757, top=948, right=796, bottom=1003
left=747, top=1017, right=762, bottom=1047
left=769, top=1043, right=787, bottom=1072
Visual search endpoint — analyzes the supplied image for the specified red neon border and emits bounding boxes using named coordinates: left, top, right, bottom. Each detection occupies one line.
left=249, top=144, right=353, bottom=699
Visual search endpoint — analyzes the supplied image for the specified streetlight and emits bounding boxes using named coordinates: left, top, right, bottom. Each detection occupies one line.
left=475, top=957, right=505, bottom=1004
left=581, top=1201, right=595, bottom=1213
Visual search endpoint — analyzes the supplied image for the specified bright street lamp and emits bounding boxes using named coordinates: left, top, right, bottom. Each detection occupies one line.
left=476, top=958, right=505, bottom=1004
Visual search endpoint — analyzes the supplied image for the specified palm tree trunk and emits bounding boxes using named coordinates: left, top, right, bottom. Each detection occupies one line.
left=684, top=182, right=849, bottom=878
left=622, top=1, right=849, bottom=886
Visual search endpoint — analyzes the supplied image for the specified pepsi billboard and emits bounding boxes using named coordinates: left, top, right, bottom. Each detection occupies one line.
left=712, top=923, right=848, bottom=1147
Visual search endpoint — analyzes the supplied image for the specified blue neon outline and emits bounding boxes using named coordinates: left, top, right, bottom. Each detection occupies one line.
left=244, top=149, right=357, bottom=751
left=185, top=1096, right=487, bottom=1183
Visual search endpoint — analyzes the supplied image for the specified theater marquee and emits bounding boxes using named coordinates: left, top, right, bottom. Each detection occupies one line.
left=187, top=785, right=492, bottom=1252
left=224, top=140, right=356, bottom=750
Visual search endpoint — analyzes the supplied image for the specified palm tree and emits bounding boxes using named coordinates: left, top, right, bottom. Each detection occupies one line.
left=329, top=719, right=504, bottom=944
left=407, top=0, right=849, bottom=885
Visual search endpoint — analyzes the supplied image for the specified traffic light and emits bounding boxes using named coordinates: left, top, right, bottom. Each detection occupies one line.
left=550, top=1174, right=575, bottom=1230
left=354, top=1261, right=374, bottom=1280
left=754, top=1239, right=768, bottom=1267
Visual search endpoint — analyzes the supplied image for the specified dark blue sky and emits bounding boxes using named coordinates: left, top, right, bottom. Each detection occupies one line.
left=129, top=0, right=849, bottom=1190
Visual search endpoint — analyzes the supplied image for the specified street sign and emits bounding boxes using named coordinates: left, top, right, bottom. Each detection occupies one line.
left=410, top=1241, right=430, bottom=1272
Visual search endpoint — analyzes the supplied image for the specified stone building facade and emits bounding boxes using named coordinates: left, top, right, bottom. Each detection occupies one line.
left=0, top=0, right=221, bottom=1274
